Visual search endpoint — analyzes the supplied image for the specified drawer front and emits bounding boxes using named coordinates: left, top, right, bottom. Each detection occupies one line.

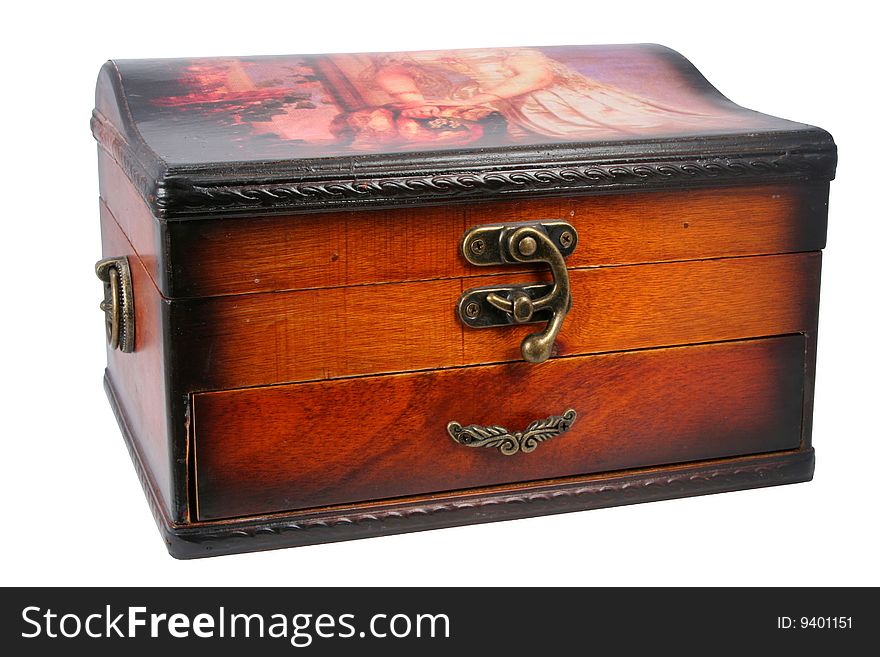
left=193, top=335, right=805, bottom=521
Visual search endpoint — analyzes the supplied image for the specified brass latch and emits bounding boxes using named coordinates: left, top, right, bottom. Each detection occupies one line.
left=456, top=221, right=577, bottom=363
left=95, top=256, right=135, bottom=353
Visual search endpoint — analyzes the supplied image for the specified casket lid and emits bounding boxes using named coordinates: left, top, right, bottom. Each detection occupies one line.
left=92, top=44, right=836, bottom=220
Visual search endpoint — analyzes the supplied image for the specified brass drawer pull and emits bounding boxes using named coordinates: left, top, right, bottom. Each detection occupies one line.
left=448, top=409, right=577, bottom=455
left=456, top=221, right=577, bottom=364
left=95, top=256, right=135, bottom=353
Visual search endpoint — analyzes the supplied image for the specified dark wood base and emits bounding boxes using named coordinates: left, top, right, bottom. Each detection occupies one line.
left=105, top=372, right=815, bottom=560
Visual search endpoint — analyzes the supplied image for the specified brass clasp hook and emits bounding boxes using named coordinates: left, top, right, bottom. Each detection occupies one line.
left=456, top=221, right=577, bottom=363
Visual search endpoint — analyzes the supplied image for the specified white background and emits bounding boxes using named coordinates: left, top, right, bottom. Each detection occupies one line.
left=2, top=0, right=877, bottom=586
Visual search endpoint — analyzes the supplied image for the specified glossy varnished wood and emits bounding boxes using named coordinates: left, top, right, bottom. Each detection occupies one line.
left=98, top=151, right=828, bottom=299
left=193, top=335, right=806, bottom=520
left=107, top=367, right=815, bottom=558
left=166, top=183, right=827, bottom=298
left=469, top=253, right=821, bottom=364
left=174, top=252, right=820, bottom=390
left=92, top=45, right=834, bottom=557
left=100, top=201, right=173, bottom=513
left=98, top=151, right=163, bottom=292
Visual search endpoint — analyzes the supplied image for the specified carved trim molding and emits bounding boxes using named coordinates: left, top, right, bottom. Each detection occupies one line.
left=181, top=451, right=811, bottom=542
left=91, top=111, right=162, bottom=211
left=162, top=151, right=834, bottom=218
left=105, top=372, right=813, bottom=559
left=92, top=110, right=837, bottom=221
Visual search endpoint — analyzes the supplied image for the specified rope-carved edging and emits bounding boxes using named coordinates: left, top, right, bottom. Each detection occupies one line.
left=105, top=373, right=812, bottom=557
left=92, top=110, right=836, bottom=220
left=181, top=454, right=810, bottom=545
left=91, top=112, right=159, bottom=209
left=165, top=152, right=830, bottom=216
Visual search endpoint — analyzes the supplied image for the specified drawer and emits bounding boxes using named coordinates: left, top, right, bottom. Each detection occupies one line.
left=193, top=335, right=806, bottom=521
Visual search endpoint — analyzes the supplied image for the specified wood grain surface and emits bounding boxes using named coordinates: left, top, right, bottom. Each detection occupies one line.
left=98, top=151, right=163, bottom=291
left=173, top=252, right=820, bottom=391
left=100, top=201, right=173, bottom=513
left=98, top=151, right=828, bottom=299
left=193, top=335, right=806, bottom=520
left=166, top=183, right=826, bottom=298
left=97, top=148, right=826, bottom=534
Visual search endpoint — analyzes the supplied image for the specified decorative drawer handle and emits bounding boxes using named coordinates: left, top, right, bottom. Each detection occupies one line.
left=456, top=221, right=577, bottom=364
left=447, top=409, right=577, bottom=456
left=95, top=256, right=135, bottom=353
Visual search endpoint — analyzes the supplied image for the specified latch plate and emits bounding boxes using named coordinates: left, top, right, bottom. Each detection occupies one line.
left=456, top=221, right=578, bottom=363
left=461, top=220, right=578, bottom=267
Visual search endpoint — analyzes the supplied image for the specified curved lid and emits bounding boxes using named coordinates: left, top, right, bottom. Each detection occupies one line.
left=93, top=44, right=836, bottom=220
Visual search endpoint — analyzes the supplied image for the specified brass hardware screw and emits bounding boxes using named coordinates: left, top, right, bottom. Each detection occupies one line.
left=464, top=302, right=481, bottom=319
left=559, top=231, right=574, bottom=248
left=518, top=236, right=538, bottom=257
left=470, top=238, right=486, bottom=255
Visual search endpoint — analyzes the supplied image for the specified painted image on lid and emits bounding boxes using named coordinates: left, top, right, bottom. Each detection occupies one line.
left=130, top=46, right=786, bottom=161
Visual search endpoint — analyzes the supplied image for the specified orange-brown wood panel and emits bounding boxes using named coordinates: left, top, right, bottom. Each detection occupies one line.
left=100, top=200, right=173, bottom=514
left=98, top=150, right=163, bottom=291
left=193, top=335, right=806, bottom=520
left=469, top=252, right=822, bottom=364
left=167, top=183, right=827, bottom=297
left=98, top=151, right=828, bottom=299
left=173, top=278, right=464, bottom=390
left=173, top=252, right=820, bottom=391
